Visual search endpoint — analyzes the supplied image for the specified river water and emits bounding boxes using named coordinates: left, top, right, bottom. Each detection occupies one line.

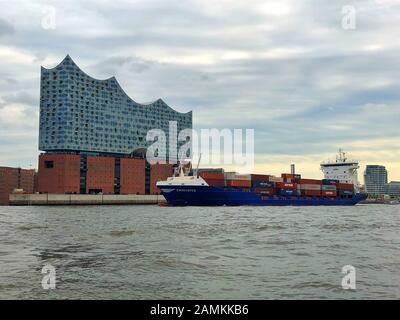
left=0, top=204, right=398, bottom=299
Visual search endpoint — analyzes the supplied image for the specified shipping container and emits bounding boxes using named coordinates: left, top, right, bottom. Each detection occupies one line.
left=279, top=188, right=299, bottom=196
left=299, top=179, right=322, bottom=185
left=276, top=182, right=298, bottom=189
left=281, top=173, right=294, bottom=179
left=224, top=172, right=251, bottom=181
left=321, top=190, right=337, bottom=197
left=250, top=174, right=271, bottom=181
left=198, top=168, right=224, bottom=173
left=226, top=179, right=252, bottom=187
left=269, top=176, right=284, bottom=183
left=299, top=184, right=321, bottom=190
left=224, top=172, right=238, bottom=180
left=254, top=187, right=275, bottom=195
left=338, top=189, right=354, bottom=196
left=204, top=178, right=225, bottom=187
left=199, top=171, right=224, bottom=180
left=235, top=174, right=252, bottom=181
left=322, top=179, right=339, bottom=185
left=252, top=180, right=275, bottom=188
left=337, top=183, right=354, bottom=190
left=321, top=185, right=337, bottom=191
left=302, top=190, right=321, bottom=196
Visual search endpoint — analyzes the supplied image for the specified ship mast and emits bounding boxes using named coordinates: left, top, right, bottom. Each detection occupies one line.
left=336, top=148, right=347, bottom=163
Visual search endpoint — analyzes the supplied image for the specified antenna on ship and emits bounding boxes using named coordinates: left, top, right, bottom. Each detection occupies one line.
left=337, top=148, right=347, bottom=163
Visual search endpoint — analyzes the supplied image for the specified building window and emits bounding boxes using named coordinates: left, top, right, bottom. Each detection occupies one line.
left=45, top=161, right=54, bottom=168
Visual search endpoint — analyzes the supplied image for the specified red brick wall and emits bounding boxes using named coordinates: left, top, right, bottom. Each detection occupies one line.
left=150, top=163, right=174, bottom=194
left=37, top=154, right=80, bottom=194
left=86, top=156, right=115, bottom=194
left=0, top=167, right=36, bottom=205
left=19, top=170, right=36, bottom=194
left=120, top=158, right=145, bottom=195
left=0, top=167, right=17, bottom=205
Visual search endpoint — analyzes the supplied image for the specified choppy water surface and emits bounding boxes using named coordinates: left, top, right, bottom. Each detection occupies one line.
left=0, top=204, right=399, bottom=299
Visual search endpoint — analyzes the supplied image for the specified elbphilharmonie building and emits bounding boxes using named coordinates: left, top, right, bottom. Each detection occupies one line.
left=37, top=55, right=192, bottom=195
left=39, top=55, right=192, bottom=156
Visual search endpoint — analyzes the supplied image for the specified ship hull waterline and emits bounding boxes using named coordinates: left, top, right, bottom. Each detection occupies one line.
left=160, top=186, right=367, bottom=206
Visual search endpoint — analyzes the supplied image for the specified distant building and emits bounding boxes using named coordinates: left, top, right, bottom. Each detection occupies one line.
left=388, top=181, right=400, bottom=198
left=0, top=167, right=36, bottom=205
left=37, top=55, right=192, bottom=194
left=364, top=165, right=388, bottom=196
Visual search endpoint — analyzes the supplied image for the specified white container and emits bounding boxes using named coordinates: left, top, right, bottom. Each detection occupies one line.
left=224, top=172, right=238, bottom=180
left=234, top=174, right=251, bottom=181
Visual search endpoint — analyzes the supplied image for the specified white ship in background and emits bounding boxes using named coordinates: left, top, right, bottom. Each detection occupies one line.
left=321, top=149, right=360, bottom=190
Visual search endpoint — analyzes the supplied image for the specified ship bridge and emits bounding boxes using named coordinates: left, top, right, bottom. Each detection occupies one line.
left=321, top=149, right=360, bottom=188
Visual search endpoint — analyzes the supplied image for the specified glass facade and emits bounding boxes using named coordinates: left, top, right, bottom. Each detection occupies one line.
left=39, top=55, right=192, bottom=156
left=364, top=165, right=388, bottom=196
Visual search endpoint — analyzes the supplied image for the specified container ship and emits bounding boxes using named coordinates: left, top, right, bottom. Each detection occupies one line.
left=157, top=150, right=368, bottom=206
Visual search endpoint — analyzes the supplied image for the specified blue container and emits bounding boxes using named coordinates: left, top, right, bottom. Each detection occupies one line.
left=252, top=180, right=275, bottom=188
left=279, top=188, right=299, bottom=196
left=338, top=190, right=354, bottom=196
left=322, top=179, right=339, bottom=185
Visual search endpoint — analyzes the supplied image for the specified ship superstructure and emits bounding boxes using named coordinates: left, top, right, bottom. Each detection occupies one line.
left=320, top=149, right=360, bottom=188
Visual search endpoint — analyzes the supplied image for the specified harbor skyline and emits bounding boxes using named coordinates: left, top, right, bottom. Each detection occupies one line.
left=0, top=0, right=399, bottom=304
left=0, top=0, right=399, bottom=180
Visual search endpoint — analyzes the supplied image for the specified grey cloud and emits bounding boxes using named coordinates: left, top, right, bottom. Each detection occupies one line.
left=0, top=0, right=398, bottom=172
left=0, top=18, right=14, bottom=36
left=89, top=56, right=155, bottom=75
left=1, top=91, right=37, bottom=106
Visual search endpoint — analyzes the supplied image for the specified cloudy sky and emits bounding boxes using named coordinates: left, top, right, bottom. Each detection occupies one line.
left=0, top=0, right=399, bottom=181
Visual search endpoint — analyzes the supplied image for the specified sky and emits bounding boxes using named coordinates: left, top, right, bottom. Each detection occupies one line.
left=0, top=0, right=399, bottom=181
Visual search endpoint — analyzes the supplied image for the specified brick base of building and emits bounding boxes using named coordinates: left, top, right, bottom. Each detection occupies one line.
left=37, top=153, right=173, bottom=195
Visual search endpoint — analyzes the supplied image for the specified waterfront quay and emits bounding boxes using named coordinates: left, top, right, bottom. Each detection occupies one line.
left=9, top=194, right=165, bottom=206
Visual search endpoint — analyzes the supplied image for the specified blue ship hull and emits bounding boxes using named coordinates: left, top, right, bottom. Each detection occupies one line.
left=160, top=186, right=367, bottom=206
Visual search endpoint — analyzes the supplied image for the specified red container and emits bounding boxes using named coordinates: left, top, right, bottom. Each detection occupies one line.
left=299, top=179, right=322, bottom=185
left=337, top=183, right=354, bottom=190
left=250, top=174, right=271, bottom=181
left=281, top=173, right=294, bottom=179
left=199, top=172, right=225, bottom=180
left=269, top=176, right=284, bottom=183
left=226, top=180, right=251, bottom=187
left=321, top=190, right=337, bottom=197
left=302, top=190, right=321, bottom=196
left=254, top=187, right=275, bottom=195
left=276, top=182, right=298, bottom=189
left=204, top=178, right=225, bottom=187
